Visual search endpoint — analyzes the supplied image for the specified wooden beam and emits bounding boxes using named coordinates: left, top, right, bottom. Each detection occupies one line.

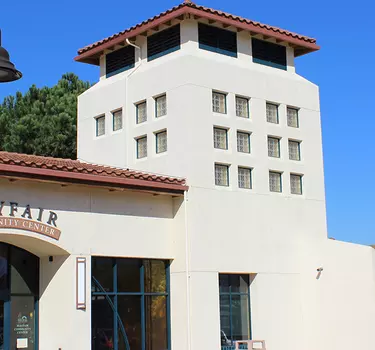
left=140, top=31, right=148, bottom=37
left=194, top=15, right=201, bottom=20
left=176, top=14, right=184, bottom=20
left=222, top=24, right=230, bottom=28
left=165, top=20, right=172, bottom=26
left=208, top=19, right=216, bottom=24
left=237, top=28, right=243, bottom=32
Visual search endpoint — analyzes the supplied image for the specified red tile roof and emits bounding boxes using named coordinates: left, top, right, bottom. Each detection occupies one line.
left=0, top=151, right=187, bottom=194
left=75, top=1, right=319, bottom=64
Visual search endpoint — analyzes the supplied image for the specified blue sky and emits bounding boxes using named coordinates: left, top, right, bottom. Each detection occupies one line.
left=1, top=0, right=373, bottom=245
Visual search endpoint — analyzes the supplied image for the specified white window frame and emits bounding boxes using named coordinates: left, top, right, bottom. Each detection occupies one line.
left=288, top=140, right=301, bottom=161
left=290, top=174, right=303, bottom=195
left=136, top=136, right=148, bottom=159
left=236, top=96, right=249, bottom=118
left=269, top=171, right=282, bottom=192
left=238, top=167, right=252, bottom=189
left=215, top=163, right=230, bottom=187
left=112, top=109, right=123, bottom=132
left=95, top=115, right=105, bottom=137
left=213, top=127, right=228, bottom=150
left=212, top=91, right=227, bottom=114
left=268, top=136, right=280, bottom=158
left=155, top=130, right=168, bottom=154
left=266, top=103, right=279, bottom=124
left=136, top=101, right=147, bottom=124
left=155, top=94, right=167, bottom=118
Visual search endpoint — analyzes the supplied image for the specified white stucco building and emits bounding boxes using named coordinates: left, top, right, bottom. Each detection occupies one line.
left=0, top=1, right=374, bottom=350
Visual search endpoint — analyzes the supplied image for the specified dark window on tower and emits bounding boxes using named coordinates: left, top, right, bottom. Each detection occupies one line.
left=106, top=45, right=135, bottom=77
left=198, top=23, right=237, bottom=58
left=147, top=24, right=181, bottom=61
left=252, top=38, right=287, bottom=70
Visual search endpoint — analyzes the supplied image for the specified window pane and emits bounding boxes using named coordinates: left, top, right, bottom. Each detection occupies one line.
left=269, top=172, right=282, bottom=192
left=96, top=116, right=105, bottom=136
left=145, top=296, right=168, bottom=350
left=266, top=104, right=278, bottom=123
left=215, top=164, right=229, bottom=186
left=117, top=259, right=141, bottom=292
left=236, top=97, right=249, bottom=118
left=289, top=140, right=300, bottom=161
left=118, top=296, right=142, bottom=350
left=213, top=93, right=226, bottom=114
left=156, top=131, right=167, bottom=154
left=231, top=295, right=250, bottom=341
left=214, top=128, right=228, bottom=149
left=219, top=295, right=231, bottom=345
left=268, top=137, right=280, bottom=158
left=156, top=95, right=167, bottom=117
left=287, top=108, right=299, bottom=127
left=136, top=102, right=147, bottom=124
left=0, top=244, right=8, bottom=293
left=92, top=295, right=114, bottom=350
left=113, top=110, right=123, bottom=131
left=144, top=260, right=167, bottom=293
left=237, top=132, right=250, bottom=153
left=252, top=38, right=287, bottom=70
left=137, top=137, right=147, bottom=159
left=147, top=24, right=180, bottom=61
left=291, top=174, right=303, bottom=195
left=230, top=275, right=250, bottom=293
left=92, top=257, right=113, bottom=293
left=106, top=45, right=135, bottom=77
left=238, top=168, right=251, bottom=189
left=219, top=275, right=230, bottom=293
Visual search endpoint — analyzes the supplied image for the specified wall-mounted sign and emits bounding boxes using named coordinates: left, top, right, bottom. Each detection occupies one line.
left=0, top=201, right=61, bottom=240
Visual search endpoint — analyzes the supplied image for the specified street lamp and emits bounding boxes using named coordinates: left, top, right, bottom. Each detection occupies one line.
left=0, top=29, right=22, bottom=83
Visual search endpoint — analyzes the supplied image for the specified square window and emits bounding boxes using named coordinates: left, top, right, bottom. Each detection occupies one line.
left=214, top=128, right=228, bottom=150
left=269, top=171, right=282, bottom=192
left=287, top=107, right=299, bottom=128
left=237, top=132, right=251, bottom=153
left=155, top=95, right=167, bottom=118
left=266, top=103, right=279, bottom=124
left=290, top=174, right=303, bottom=195
left=113, top=110, right=123, bottom=131
left=136, top=136, right=147, bottom=159
left=215, top=164, right=229, bottom=186
left=156, top=130, right=167, bottom=153
left=268, top=137, right=280, bottom=158
left=236, top=97, right=249, bottom=118
left=289, top=140, right=301, bottom=161
left=238, top=167, right=252, bottom=189
left=136, top=102, right=147, bottom=124
left=212, top=92, right=226, bottom=114
left=96, top=116, right=105, bottom=137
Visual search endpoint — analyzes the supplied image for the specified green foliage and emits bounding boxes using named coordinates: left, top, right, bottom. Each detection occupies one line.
left=0, top=73, right=91, bottom=159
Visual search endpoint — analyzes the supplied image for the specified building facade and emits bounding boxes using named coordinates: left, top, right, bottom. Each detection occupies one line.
left=0, top=1, right=374, bottom=350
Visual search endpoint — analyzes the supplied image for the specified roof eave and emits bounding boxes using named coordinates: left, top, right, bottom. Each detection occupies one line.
left=74, top=5, right=319, bottom=64
left=0, top=164, right=188, bottom=195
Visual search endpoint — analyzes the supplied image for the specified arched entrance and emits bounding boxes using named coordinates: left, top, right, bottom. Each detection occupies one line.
left=0, top=243, right=39, bottom=350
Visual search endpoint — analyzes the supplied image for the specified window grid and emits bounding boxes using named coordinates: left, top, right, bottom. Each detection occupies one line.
left=156, top=95, right=167, bottom=118
left=156, top=130, right=168, bottom=154
left=266, top=103, right=279, bottom=124
left=137, top=136, right=147, bottom=159
left=237, top=132, right=251, bottom=153
left=236, top=97, right=249, bottom=118
left=212, top=92, right=226, bottom=114
left=219, top=274, right=251, bottom=346
left=238, top=167, right=252, bottom=189
left=289, top=140, right=301, bottom=161
left=269, top=171, right=282, bottom=192
left=215, top=164, right=229, bottom=187
left=214, top=128, right=228, bottom=150
left=291, top=174, right=303, bottom=195
left=136, top=102, right=147, bottom=124
left=287, top=107, right=299, bottom=128
left=268, top=137, right=280, bottom=158
left=112, top=110, right=123, bottom=131
left=96, top=116, right=105, bottom=137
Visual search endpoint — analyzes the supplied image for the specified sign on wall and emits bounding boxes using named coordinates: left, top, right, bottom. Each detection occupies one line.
left=0, top=201, right=61, bottom=240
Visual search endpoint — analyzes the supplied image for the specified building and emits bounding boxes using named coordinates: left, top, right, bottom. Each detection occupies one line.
left=0, top=1, right=374, bottom=350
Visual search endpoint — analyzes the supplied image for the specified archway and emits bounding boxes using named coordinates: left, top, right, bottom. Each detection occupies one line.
left=0, top=242, right=39, bottom=350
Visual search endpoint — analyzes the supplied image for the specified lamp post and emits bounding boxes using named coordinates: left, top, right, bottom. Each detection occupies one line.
left=0, top=29, right=22, bottom=83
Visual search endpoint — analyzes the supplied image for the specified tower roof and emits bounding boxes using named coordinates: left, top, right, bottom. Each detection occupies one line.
left=75, top=1, right=319, bottom=65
